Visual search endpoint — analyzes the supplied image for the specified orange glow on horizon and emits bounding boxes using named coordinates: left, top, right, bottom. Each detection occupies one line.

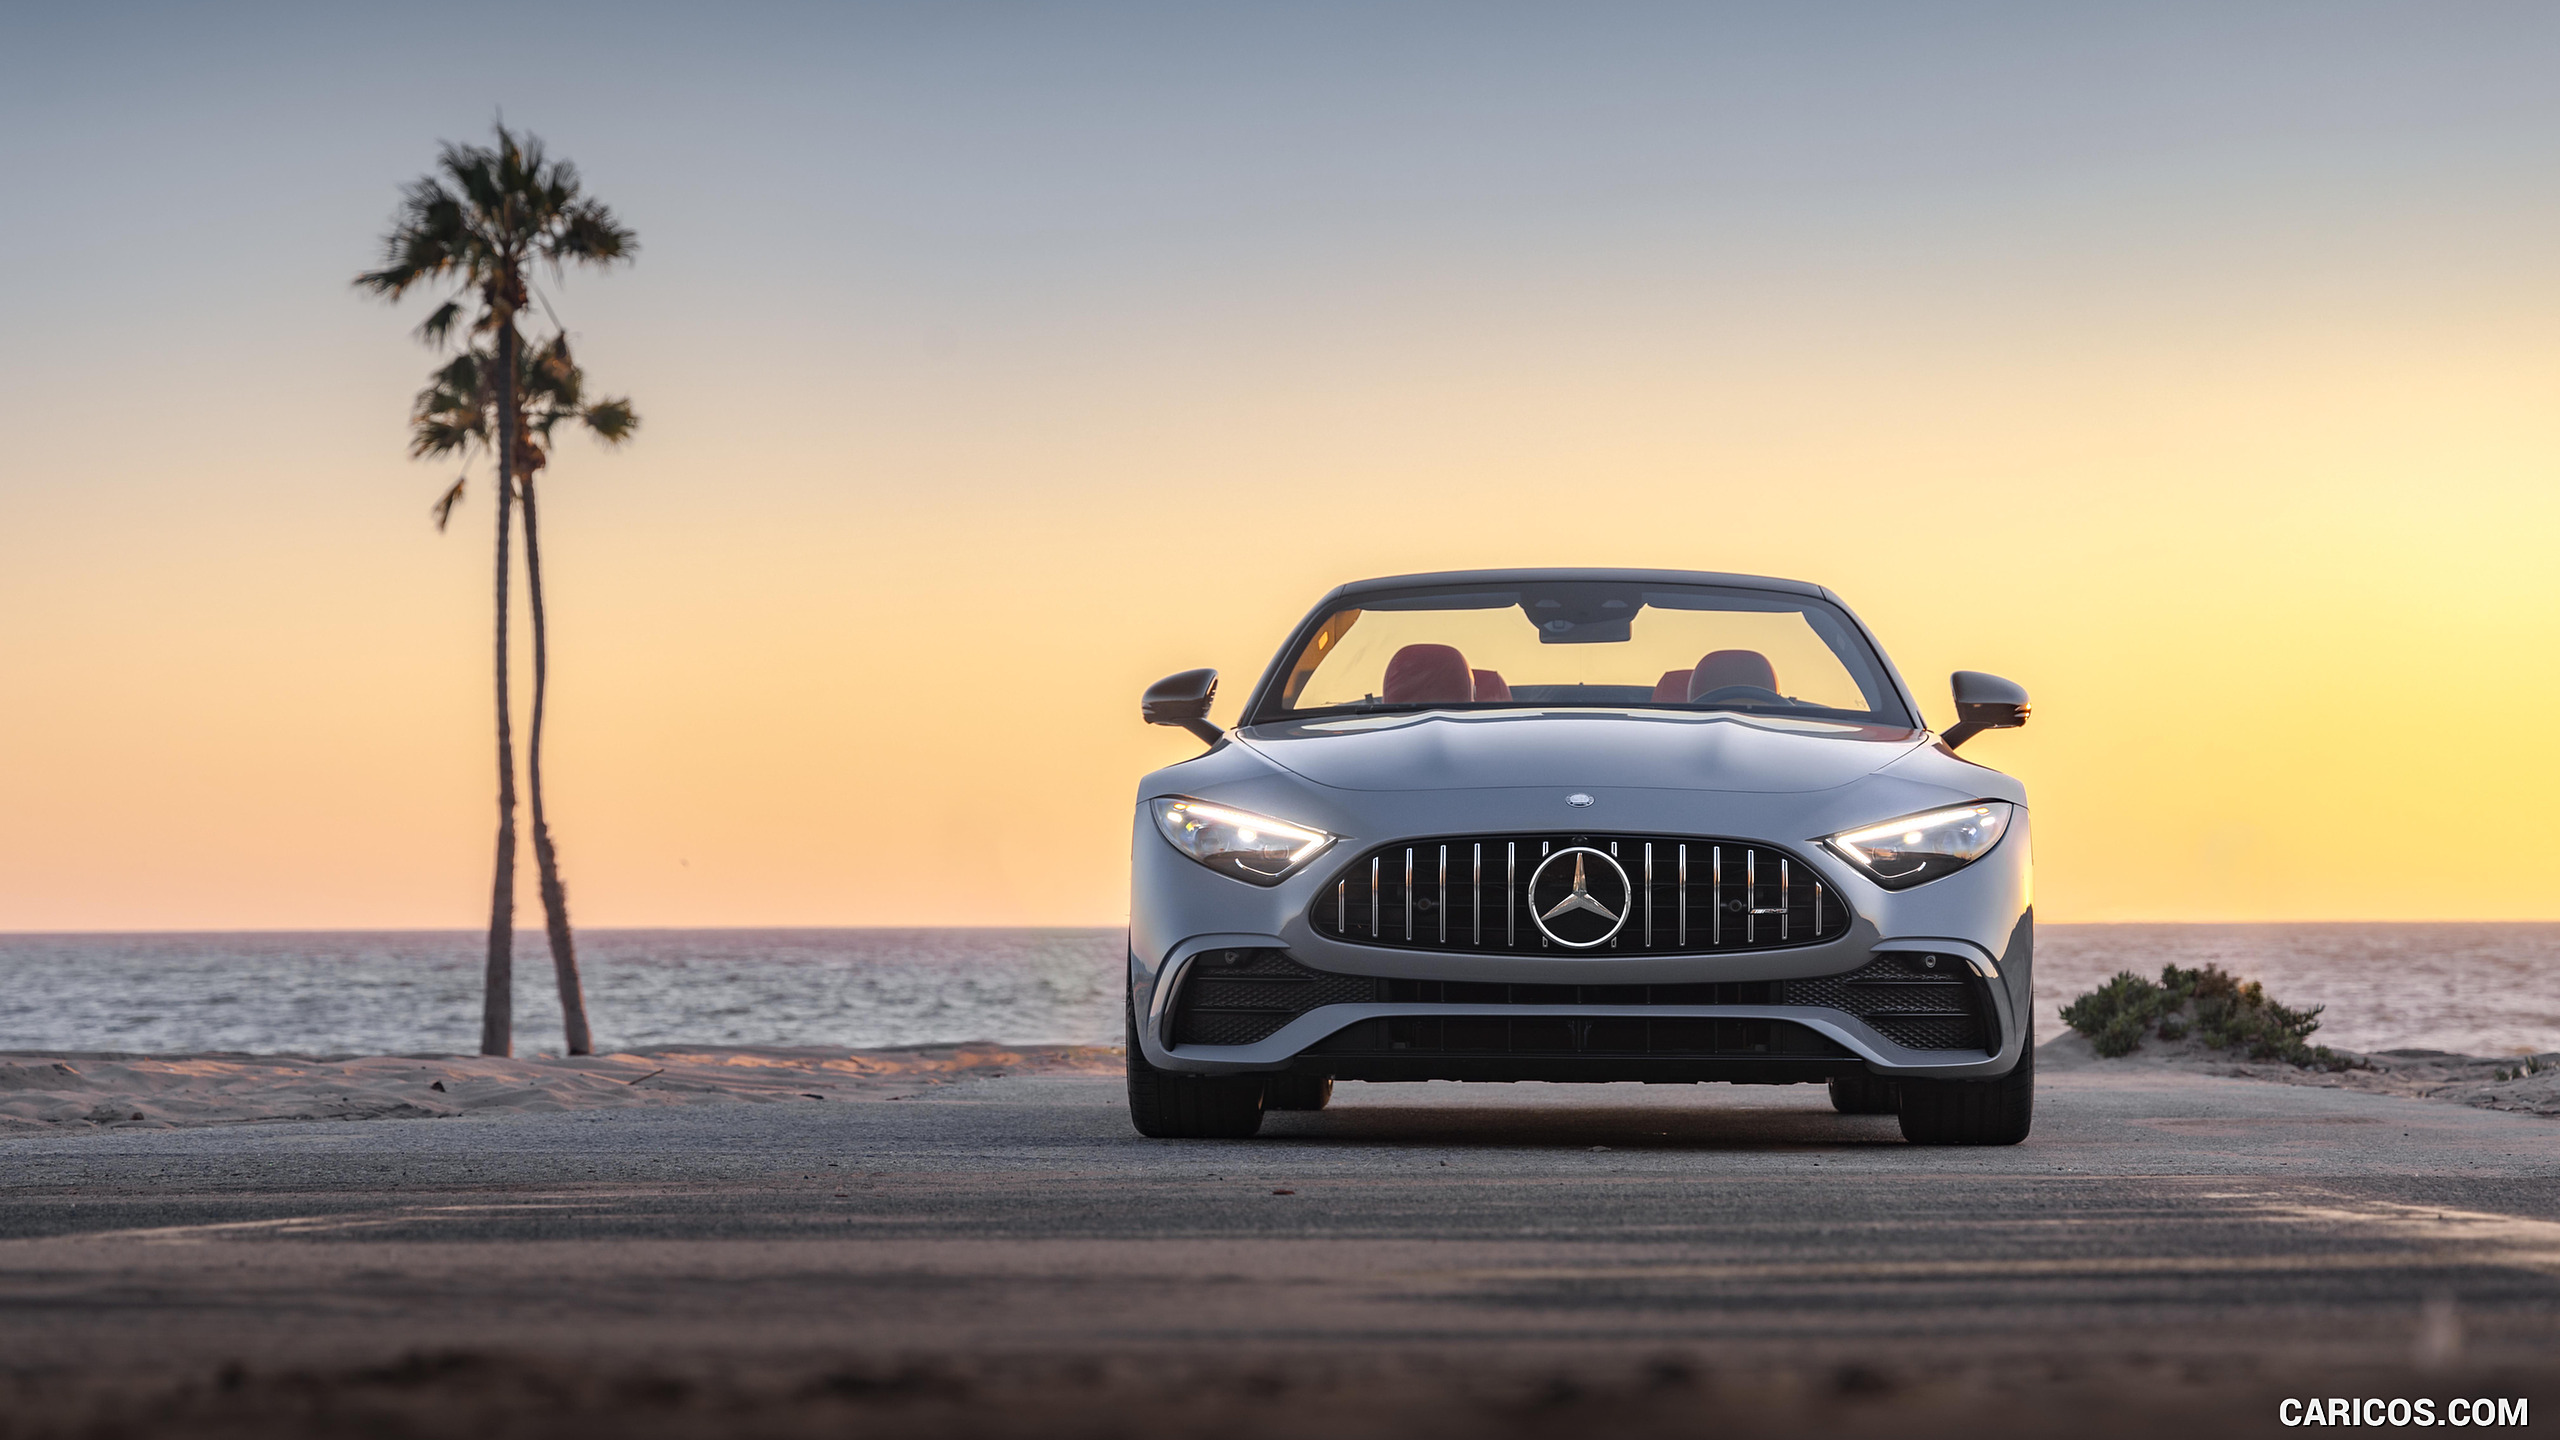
left=6, top=324, right=2555, bottom=929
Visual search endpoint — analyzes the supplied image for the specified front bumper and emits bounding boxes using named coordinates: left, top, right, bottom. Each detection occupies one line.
left=1128, top=792, right=2034, bottom=1083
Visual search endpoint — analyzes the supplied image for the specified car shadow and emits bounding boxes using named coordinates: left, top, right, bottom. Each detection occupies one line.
left=1257, top=1096, right=1909, bottom=1151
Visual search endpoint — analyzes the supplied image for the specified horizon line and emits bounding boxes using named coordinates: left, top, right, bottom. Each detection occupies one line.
left=5, top=918, right=2560, bottom=938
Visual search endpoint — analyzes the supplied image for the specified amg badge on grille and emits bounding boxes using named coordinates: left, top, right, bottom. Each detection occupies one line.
left=1527, top=847, right=1631, bottom=949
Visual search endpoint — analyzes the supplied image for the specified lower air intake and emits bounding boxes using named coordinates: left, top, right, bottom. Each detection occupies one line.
left=1169, top=948, right=1377, bottom=1047
left=1313, top=1015, right=1852, bottom=1059
left=1165, top=950, right=1995, bottom=1053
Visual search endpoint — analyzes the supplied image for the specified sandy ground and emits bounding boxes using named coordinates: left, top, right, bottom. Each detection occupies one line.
left=6, top=1033, right=2552, bottom=1136
left=0, top=1043, right=1120, bottom=1135
left=2040, top=1030, right=2560, bottom=1116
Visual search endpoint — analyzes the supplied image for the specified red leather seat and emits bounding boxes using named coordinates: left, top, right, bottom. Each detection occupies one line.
left=1383, top=644, right=1476, bottom=704
left=1687, top=650, right=1778, bottom=701
left=1652, top=670, right=1691, bottom=703
left=1470, top=669, right=1511, bottom=701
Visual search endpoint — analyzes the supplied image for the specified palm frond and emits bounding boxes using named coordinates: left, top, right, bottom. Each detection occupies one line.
left=354, top=181, right=471, bottom=296
left=429, top=351, right=483, bottom=392
left=442, top=139, right=505, bottom=216
left=581, top=398, right=639, bottom=444
left=430, top=475, right=468, bottom=531
left=410, top=417, right=481, bottom=461
left=551, top=199, right=636, bottom=265
left=413, top=298, right=464, bottom=347
left=525, top=335, right=582, bottom=408
left=409, top=350, right=490, bottom=459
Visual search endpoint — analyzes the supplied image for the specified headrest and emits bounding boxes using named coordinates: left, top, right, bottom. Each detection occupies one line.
left=1687, top=650, right=1778, bottom=700
left=1652, top=670, right=1692, bottom=703
left=1470, top=669, right=1511, bottom=701
left=1383, top=644, right=1475, bottom=704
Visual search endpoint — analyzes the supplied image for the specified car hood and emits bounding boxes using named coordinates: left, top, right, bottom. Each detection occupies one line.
left=1237, top=709, right=1928, bottom=794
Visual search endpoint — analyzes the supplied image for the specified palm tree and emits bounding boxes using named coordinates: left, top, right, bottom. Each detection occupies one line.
left=407, top=340, right=638, bottom=1057
left=357, top=125, right=634, bottom=1056
left=511, top=338, right=635, bottom=1050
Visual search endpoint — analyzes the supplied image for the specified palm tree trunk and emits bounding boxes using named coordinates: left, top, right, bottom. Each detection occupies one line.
left=481, top=322, right=520, bottom=1058
left=517, top=467, right=593, bottom=1056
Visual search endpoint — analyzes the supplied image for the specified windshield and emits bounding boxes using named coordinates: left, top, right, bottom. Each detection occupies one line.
left=1256, top=582, right=1912, bottom=726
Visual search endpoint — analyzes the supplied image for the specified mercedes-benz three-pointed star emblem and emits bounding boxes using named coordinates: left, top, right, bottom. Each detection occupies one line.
left=1525, top=845, right=1633, bottom=949
left=1540, top=853, right=1620, bottom=926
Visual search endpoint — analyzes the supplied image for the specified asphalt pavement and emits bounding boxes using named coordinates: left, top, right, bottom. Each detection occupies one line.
left=2, top=1057, right=2555, bottom=1436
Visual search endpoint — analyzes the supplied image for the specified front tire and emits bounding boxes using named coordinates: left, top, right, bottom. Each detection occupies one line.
left=1897, top=1036, right=2034, bottom=1145
left=1125, top=1001, right=1265, bottom=1138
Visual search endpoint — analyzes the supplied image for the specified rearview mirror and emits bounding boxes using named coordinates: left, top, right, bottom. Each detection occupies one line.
left=1942, top=671, right=2030, bottom=750
left=1142, top=668, right=1224, bottom=747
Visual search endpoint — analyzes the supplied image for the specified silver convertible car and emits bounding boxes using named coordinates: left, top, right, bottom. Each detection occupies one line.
left=1127, top=568, right=2035, bottom=1145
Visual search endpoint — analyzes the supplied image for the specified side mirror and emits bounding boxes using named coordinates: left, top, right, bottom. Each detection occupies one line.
left=1942, top=671, right=2030, bottom=750
left=1142, top=668, right=1224, bottom=747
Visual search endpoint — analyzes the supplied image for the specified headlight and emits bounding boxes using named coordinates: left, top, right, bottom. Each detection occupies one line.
left=1149, top=797, right=1335, bottom=886
left=1823, top=802, right=2013, bottom=890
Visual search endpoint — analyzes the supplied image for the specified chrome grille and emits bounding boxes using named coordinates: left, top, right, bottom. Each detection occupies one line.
left=1312, top=833, right=1847, bottom=954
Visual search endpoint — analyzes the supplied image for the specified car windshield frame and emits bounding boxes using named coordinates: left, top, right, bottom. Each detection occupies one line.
left=1245, top=580, right=1918, bottom=729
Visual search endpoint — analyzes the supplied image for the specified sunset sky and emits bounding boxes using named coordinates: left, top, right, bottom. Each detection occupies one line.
left=3, top=2, right=2556, bottom=929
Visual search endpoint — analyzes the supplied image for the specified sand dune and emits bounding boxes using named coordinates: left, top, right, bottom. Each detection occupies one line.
left=0, top=1044, right=1120, bottom=1134
left=2039, top=1029, right=2560, bottom=1116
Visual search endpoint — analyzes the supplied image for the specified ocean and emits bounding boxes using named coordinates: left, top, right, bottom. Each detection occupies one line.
left=0, top=924, right=2553, bottom=1059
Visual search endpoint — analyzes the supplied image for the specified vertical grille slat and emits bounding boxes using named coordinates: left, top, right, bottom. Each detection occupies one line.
left=1675, top=843, right=1687, bottom=947
left=1471, top=843, right=1483, bottom=947
left=1711, top=845, right=1723, bottom=947
left=1437, top=844, right=1448, bottom=944
left=1506, top=842, right=1517, bottom=946
left=1403, top=848, right=1415, bottom=941
left=1642, top=842, right=1654, bottom=947
left=1316, top=832, right=1848, bottom=955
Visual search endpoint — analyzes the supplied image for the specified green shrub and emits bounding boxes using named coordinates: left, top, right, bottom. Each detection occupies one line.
left=2060, top=971, right=2171, bottom=1057
left=2060, top=963, right=2350, bottom=1069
